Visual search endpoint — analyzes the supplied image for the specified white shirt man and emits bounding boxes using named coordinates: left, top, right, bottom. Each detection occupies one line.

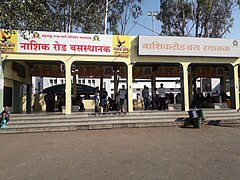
left=157, top=83, right=166, bottom=110
left=119, top=85, right=127, bottom=100
left=158, top=83, right=165, bottom=98
left=119, top=85, right=127, bottom=112
left=142, top=85, right=150, bottom=109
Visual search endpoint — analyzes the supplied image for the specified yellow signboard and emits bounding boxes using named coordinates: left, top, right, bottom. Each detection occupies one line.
left=0, top=30, right=17, bottom=52
left=112, top=35, right=130, bottom=57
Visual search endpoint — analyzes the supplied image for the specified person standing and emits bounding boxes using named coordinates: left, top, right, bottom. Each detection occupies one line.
left=115, top=92, right=121, bottom=112
left=94, top=87, right=100, bottom=112
left=119, top=85, right=127, bottom=112
left=152, top=87, right=158, bottom=109
left=142, top=85, right=150, bottom=110
left=100, top=88, right=108, bottom=112
left=44, top=93, right=51, bottom=112
left=49, top=92, right=55, bottom=112
left=158, top=83, right=166, bottom=110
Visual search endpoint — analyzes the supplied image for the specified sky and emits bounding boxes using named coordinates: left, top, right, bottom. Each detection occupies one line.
left=127, top=0, right=240, bottom=39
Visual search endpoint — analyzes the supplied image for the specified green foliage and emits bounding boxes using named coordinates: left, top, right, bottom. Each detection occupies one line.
left=0, top=0, right=54, bottom=31
left=158, top=0, right=238, bottom=38
left=0, top=0, right=143, bottom=35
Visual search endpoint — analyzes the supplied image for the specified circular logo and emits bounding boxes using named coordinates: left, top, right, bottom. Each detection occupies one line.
left=93, top=35, right=100, bottom=41
left=233, top=40, right=238, bottom=46
left=32, top=32, right=40, bottom=38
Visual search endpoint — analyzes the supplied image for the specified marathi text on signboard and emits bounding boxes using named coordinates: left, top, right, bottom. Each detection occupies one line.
left=138, top=35, right=240, bottom=57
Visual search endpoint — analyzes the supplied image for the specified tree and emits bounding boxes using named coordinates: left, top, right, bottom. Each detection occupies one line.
left=158, top=0, right=238, bottom=38
left=107, top=0, right=143, bottom=35
left=0, top=0, right=143, bottom=35
left=47, top=0, right=105, bottom=33
left=74, top=0, right=143, bottom=34
left=0, top=0, right=54, bottom=31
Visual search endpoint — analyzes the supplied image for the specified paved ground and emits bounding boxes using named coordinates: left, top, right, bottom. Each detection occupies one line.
left=0, top=126, right=240, bottom=180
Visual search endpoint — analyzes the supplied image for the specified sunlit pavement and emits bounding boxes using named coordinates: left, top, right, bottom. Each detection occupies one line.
left=0, top=126, right=239, bottom=180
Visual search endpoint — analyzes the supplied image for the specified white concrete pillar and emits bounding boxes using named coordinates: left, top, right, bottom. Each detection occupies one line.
left=65, top=63, right=72, bottom=114
left=181, top=62, right=190, bottom=111
left=127, top=64, right=133, bottom=112
left=189, top=69, right=193, bottom=106
left=233, top=65, right=239, bottom=110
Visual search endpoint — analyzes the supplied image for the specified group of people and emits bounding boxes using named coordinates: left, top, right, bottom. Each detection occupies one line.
left=191, top=92, right=228, bottom=108
left=43, top=83, right=181, bottom=113
left=94, top=85, right=127, bottom=113
left=45, top=92, right=89, bottom=112
left=142, top=83, right=175, bottom=111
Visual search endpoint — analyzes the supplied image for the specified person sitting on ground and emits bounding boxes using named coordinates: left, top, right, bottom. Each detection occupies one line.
left=108, top=97, right=119, bottom=111
left=1, top=106, right=10, bottom=123
left=1, top=106, right=10, bottom=129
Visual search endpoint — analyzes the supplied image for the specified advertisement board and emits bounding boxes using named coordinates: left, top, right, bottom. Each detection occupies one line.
left=139, top=35, right=240, bottom=57
left=0, top=30, right=131, bottom=57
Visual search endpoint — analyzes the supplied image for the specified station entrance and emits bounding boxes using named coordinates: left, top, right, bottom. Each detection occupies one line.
left=1, top=30, right=240, bottom=114
left=29, top=61, right=128, bottom=113
left=189, top=64, right=237, bottom=109
left=131, top=63, right=182, bottom=111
